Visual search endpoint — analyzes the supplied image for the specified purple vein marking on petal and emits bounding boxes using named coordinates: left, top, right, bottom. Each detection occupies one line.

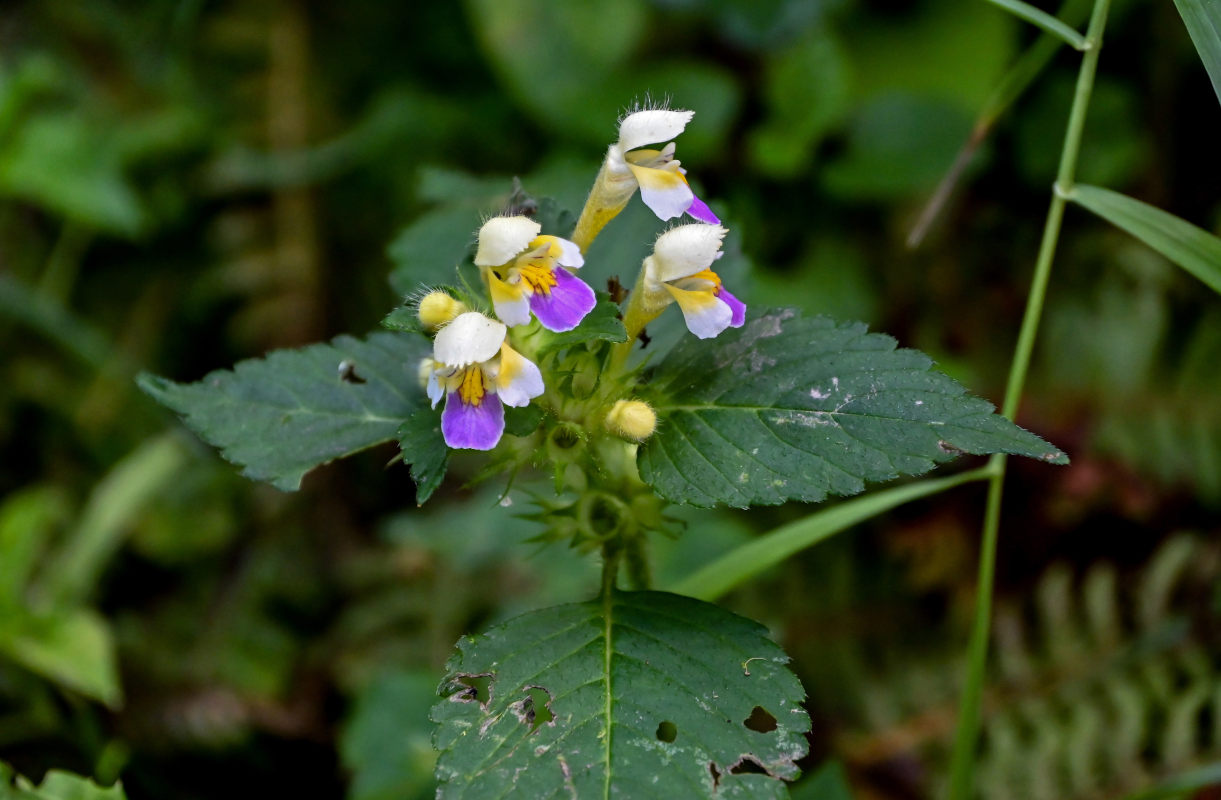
left=441, top=391, right=504, bottom=450
left=686, top=192, right=720, bottom=224
left=529, top=268, right=597, bottom=332
left=719, top=286, right=746, bottom=328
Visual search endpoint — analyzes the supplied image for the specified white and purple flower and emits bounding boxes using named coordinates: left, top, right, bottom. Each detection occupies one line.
left=425, top=311, right=544, bottom=450
left=641, top=224, right=745, bottom=339
left=475, top=216, right=596, bottom=332
left=607, top=109, right=719, bottom=224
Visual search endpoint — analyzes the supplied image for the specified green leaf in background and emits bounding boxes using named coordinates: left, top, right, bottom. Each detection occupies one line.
left=791, top=760, right=855, bottom=800
left=138, top=332, right=426, bottom=491
left=464, top=0, right=647, bottom=145
left=0, top=487, right=66, bottom=611
left=822, top=95, right=974, bottom=200
left=0, top=611, right=121, bottom=707
left=0, top=762, right=127, bottom=800
left=1174, top=0, right=1221, bottom=106
left=1068, top=184, right=1221, bottom=295
left=341, top=670, right=438, bottom=800
left=397, top=411, right=449, bottom=505
left=748, top=26, right=851, bottom=177
left=0, top=111, right=144, bottom=237
left=387, top=207, right=482, bottom=297
left=638, top=309, right=1066, bottom=508
left=432, top=591, right=809, bottom=798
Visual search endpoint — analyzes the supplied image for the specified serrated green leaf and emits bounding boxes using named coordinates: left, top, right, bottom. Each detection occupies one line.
left=639, top=309, right=1066, bottom=508
left=1174, top=0, right=1221, bottom=106
left=0, top=611, right=121, bottom=707
left=524, top=299, right=628, bottom=357
left=398, top=411, right=448, bottom=505
left=1068, top=184, right=1221, bottom=295
left=0, top=762, right=127, bottom=800
left=139, top=332, right=426, bottom=491
left=433, top=591, right=809, bottom=798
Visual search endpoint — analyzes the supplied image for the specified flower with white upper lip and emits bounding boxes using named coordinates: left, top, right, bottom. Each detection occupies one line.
left=424, top=311, right=544, bottom=450
left=475, top=216, right=596, bottom=332
left=571, top=108, right=718, bottom=251
left=633, top=224, right=745, bottom=340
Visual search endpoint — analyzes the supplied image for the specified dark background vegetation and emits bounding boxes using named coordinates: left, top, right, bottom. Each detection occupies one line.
left=1, top=0, right=1219, bottom=797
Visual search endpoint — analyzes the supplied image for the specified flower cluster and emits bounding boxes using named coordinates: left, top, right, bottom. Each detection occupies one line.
left=415, top=107, right=744, bottom=451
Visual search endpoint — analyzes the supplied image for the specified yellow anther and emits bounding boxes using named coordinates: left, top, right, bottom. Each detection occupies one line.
left=518, top=262, right=558, bottom=295
left=458, top=367, right=486, bottom=407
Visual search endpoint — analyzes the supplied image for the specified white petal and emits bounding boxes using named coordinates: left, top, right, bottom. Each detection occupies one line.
left=650, top=224, right=728, bottom=282
left=554, top=237, right=584, bottom=268
left=492, top=293, right=532, bottom=327
left=495, top=344, right=544, bottom=407
left=474, top=216, right=541, bottom=266
left=433, top=312, right=505, bottom=367
left=617, top=109, right=694, bottom=153
left=426, top=367, right=443, bottom=408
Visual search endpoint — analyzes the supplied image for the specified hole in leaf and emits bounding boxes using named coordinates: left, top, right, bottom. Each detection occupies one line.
left=519, top=687, right=554, bottom=732
left=729, top=756, right=770, bottom=776
left=708, top=762, right=721, bottom=789
left=656, top=721, right=677, bottom=743
left=744, top=705, right=778, bottom=733
left=453, top=674, right=493, bottom=705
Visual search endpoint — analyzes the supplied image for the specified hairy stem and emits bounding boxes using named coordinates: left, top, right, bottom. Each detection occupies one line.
left=946, top=0, right=1111, bottom=796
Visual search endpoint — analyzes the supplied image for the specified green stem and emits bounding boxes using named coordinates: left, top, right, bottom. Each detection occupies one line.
left=624, top=533, right=651, bottom=590
left=601, top=541, right=621, bottom=599
left=946, top=0, right=1111, bottom=796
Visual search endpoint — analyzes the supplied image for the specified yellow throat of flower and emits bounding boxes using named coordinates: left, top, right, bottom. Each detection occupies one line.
left=517, top=262, right=559, bottom=295
left=458, top=366, right=487, bottom=407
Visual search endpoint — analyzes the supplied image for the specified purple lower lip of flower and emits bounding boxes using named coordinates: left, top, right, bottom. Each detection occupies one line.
left=528, top=267, right=597, bottom=332
left=441, top=391, right=505, bottom=450
left=685, top=193, right=720, bottom=225
left=719, top=286, right=746, bottom=328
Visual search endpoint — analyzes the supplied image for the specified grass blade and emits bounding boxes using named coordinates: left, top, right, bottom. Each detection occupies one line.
left=1174, top=0, right=1221, bottom=106
left=908, top=0, right=1091, bottom=246
left=1122, top=761, right=1221, bottom=800
left=668, top=467, right=992, bottom=601
left=984, top=0, right=1088, bottom=49
left=1069, top=184, right=1221, bottom=295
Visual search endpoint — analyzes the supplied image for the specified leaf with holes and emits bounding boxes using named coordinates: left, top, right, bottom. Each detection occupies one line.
left=638, top=309, right=1067, bottom=508
left=432, top=590, right=809, bottom=798
left=139, top=332, right=426, bottom=491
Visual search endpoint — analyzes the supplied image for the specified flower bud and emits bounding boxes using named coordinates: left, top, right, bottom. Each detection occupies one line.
left=417, top=291, right=466, bottom=330
left=417, top=358, right=434, bottom=390
left=606, top=399, right=656, bottom=442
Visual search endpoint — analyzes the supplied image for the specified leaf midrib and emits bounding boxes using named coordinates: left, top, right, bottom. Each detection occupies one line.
left=601, top=589, right=614, bottom=800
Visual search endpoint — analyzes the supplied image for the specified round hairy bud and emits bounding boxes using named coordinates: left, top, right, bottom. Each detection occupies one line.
left=606, top=399, right=656, bottom=442
left=417, top=291, right=466, bottom=330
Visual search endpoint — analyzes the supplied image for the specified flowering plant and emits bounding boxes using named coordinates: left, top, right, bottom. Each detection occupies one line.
left=141, top=105, right=1065, bottom=797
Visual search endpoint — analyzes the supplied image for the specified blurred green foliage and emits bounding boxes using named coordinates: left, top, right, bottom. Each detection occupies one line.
left=1, top=0, right=1219, bottom=797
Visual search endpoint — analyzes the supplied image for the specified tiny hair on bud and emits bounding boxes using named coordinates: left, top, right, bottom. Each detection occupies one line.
left=417, top=291, right=466, bottom=330
left=606, top=399, right=656, bottom=442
